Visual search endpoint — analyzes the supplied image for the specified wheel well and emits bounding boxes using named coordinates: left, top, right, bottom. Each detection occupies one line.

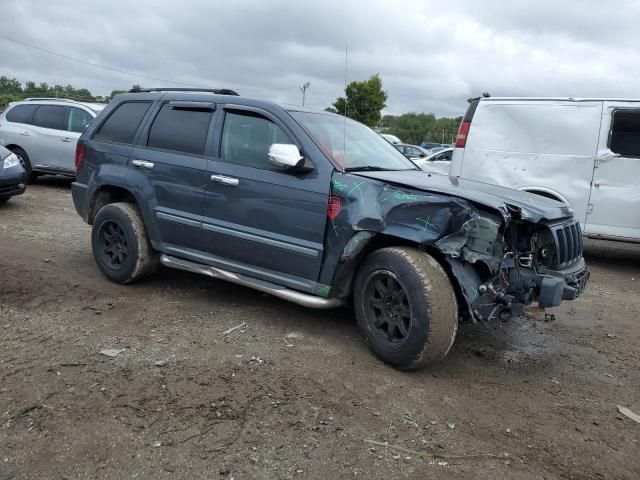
left=88, top=186, right=137, bottom=224
left=5, top=144, right=23, bottom=153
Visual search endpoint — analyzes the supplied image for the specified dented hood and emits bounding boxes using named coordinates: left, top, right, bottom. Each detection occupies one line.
left=352, top=170, right=571, bottom=222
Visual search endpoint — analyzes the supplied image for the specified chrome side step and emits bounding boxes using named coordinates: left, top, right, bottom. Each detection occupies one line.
left=159, top=254, right=343, bottom=309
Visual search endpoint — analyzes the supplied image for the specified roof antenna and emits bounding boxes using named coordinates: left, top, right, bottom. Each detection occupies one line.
left=342, top=43, right=348, bottom=168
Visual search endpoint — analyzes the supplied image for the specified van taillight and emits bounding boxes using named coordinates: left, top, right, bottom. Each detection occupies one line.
left=75, top=144, right=86, bottom=172
left=455, top=121, right=471, bottom=148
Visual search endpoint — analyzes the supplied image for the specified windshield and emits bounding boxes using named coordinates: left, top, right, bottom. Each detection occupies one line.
left=290, top=111, right=417, bottom=171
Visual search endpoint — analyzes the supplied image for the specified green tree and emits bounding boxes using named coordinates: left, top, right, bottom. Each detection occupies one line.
left=332, top=74, right=387, bottom=127
left=0, top=76, right=22, bottom=94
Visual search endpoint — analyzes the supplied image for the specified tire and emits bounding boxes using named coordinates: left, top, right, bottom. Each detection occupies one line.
left=91, top=202, right=158, bottom=284
left=10, top=147, right=37, bottom=183
left=354, top=247, right=458, bottom=370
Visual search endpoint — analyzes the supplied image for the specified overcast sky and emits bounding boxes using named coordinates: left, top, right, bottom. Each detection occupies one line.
left=2, top=0, right=639, bottom=116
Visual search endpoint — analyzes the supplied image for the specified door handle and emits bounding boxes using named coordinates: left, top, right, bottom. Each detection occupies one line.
left=131, top=159, right=154, bottom=171
left=20, top=131, right=30, bottom=136
left=210, top=174, right=239, bottom=186
left=61, top=137, right=72, bottom=142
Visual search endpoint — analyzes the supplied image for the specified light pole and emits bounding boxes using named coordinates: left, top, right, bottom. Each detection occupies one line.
left=300, top=82, right=310, bottom=106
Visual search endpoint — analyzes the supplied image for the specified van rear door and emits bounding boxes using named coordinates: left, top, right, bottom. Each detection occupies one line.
left=585, top=102, right=640, bottom=241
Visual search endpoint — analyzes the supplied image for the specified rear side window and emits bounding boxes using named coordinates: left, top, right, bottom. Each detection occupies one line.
left=67, top=107, right=94, bottom=133
left=5, top=104, right=37, bottom=124
left=221, top=111, right=289, bottom=169
left=94, top=101, right=152, bottom=144
left=609, top=110, right=640, bottom=157
left=147, top=104, right=213, bottom=155
left=32, top=105, right=67, bottom=130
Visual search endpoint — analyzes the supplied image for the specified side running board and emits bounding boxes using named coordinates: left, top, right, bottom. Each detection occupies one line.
left=159, top=254, right=343, bottom=310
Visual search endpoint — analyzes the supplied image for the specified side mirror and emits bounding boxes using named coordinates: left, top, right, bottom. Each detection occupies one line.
left=268, top=144, right=304, bottom=170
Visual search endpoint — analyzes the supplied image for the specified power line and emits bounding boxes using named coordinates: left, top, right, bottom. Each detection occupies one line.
left=0, top=34, right=301, bottom=94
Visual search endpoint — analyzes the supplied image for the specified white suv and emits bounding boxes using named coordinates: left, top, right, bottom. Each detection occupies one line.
left=0, top=98, right=105, bottom=181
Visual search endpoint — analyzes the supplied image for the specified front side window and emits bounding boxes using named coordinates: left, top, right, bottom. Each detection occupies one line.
left=93, top=101, right=152, bottom=144
left=290, top=111, right=417, bottom=171
left=609, top=110, right=640, bottom=157
left=32, top=105, right=67, bottom=130
left=5, top=104, right=37, bottom=124
left=221, top=111, right=289, bottom=169
left=67, top=108, right=94, bottom=133
left=147, top=104, right=213, bottom=155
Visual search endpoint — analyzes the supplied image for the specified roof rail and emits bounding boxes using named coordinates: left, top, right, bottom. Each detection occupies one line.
left=24, top=97, right=85, bottom=103
left=128, top=87, right=240, bottom=96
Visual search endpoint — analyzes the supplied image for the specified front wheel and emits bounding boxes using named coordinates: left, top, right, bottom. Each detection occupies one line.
left=354, top=247, right=458, bottom=370
left=10, top=147, right=37, bottom=183
left=91, top=202, right=158, bottom=284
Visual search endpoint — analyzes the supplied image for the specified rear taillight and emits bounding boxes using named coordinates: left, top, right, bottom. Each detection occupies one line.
left=455, top=121, right=471, bottom=148
left=75, top=144, right=86, bottom=173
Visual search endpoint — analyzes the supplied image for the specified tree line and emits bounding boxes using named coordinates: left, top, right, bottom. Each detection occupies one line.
left=0, top=76, right=128, bottom=107
left=1, top=74, right=461, bottom=145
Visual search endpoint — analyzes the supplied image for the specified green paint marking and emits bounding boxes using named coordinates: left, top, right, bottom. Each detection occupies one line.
left=394, top=191, right=419, bottom=201
left=318, top=285, right=331, bottom=296
left=374, top=196, right=390, bottom=209
left=348, top=181, right=365, bottom=202
left=332, top=180, right=348, bottom=192
left=416, top=216, right=438, bottom=232
left=472, top=287, right=480, bottom=299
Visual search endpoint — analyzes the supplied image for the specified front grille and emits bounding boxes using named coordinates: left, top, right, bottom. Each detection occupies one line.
left=548, top=220, right=583, bottom=268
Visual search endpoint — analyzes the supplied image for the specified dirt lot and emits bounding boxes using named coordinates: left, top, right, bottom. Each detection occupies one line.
left=1, top=178, right=638, bottom=480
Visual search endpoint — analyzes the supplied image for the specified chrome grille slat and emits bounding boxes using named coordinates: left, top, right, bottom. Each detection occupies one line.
left=548, top=220, right=582, bottom=269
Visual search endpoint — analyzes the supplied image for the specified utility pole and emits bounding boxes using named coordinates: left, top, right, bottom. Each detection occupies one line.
left=300, top=82, right=310, bottom=106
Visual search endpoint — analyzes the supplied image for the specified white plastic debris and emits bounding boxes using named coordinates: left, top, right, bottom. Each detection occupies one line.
left=618, top=405, right=640, bottom=424
left=99, top=348, right=124, bottom=358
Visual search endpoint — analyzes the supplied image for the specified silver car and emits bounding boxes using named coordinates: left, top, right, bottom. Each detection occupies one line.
left=0, top=98, right=105, bottom=181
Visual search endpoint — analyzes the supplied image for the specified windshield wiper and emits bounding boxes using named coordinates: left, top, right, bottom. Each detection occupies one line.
left=344, top=166, right=400, bottom=172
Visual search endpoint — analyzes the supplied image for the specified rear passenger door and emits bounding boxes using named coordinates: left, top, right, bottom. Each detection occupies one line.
left=203, top=106, right=328, bottom=283
left=585, top=103, right=640, bottom=240
left=131, top=101, right=214, bottom=252
left=28, top=105, right=70, bottom=172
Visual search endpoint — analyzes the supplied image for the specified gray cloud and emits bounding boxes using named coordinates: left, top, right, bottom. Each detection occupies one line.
left=1, top=0, right=638, bottom=116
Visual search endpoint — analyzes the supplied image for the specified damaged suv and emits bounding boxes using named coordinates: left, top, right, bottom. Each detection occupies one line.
left=72, top=88, right=589, bottom=370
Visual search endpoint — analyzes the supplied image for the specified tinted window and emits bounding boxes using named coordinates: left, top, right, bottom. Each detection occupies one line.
left=67, top=108, right=94, bottom=133
left=94, top=101, right=152, bottom=144
left=5, top=104, right=37, bottom=124
left=221, top=111, right=289, bottom=168
left=32, top=105, right=67, bottom=130
left=147, top=104, right=212, bottom=155
left=610, top=110, right=640, bottom=157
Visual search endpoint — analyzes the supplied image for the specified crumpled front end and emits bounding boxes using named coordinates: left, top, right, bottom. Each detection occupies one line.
left=321, top=172, right=589, bottom=323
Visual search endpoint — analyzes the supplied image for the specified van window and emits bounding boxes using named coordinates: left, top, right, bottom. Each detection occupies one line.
left=32, top=105, right=67, bottom=130
left=93, top=101, right=152, bottom=144
left=221, top=111, right=290, bottom=169
left=5, top=104, right=37, bottom=124
left=609, top=110, right=640, bottom=157
left=147, top=104, right=212, bottom=156
left=67, top=108, right=93, bottom=133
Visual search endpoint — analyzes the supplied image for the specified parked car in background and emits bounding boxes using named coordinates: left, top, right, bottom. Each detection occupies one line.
left=381, top=133, right=402, bottom=144
left=394, top=143, right=433, bottom=160
left=0, top=98, right=105, bottom=181
left=0, top=144, right=27, bottom=203
left=451, top=96, right=640, bottom=243
left=420, top=142, right=450, bottom=152
left=72, top=88, right=588, bottom=370
left=412, top=147, right=453, bottom=174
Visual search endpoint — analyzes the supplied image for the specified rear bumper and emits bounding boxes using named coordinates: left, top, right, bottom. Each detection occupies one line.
left=71, top=182, right=89, bottom=221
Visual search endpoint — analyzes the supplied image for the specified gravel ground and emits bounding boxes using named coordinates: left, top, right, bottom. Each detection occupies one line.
left=1, top=178, right=639, bottom=479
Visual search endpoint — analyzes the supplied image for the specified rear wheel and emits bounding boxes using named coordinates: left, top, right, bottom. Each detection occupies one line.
left=354, top=247, right=458, bottom=370
left=91, top=202, right=158, bottom=284
left=10, top=147, right=37, bottom=183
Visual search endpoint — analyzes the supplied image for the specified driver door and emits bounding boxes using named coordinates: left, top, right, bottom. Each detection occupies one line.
left=203, top=106, right=329, bottom=281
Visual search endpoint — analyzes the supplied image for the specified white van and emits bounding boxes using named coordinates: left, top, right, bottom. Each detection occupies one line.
left=450, top=96, right=640, bottom=243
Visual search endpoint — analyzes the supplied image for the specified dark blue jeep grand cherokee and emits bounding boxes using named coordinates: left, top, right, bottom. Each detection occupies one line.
left=72, top=88, right=589, bottom=370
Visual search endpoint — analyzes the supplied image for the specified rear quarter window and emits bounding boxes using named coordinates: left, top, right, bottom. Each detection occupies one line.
left=5, top=104, right=37, bottom=124
left=468, top=103, right=601, bottom=156
left=93, top=101, right=152, bottom=144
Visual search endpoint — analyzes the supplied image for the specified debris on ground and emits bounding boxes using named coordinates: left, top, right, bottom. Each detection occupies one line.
left=247, top=355, right=266, bottom=365
left=154, top=360, right=166, bottom=367
left=223, top=322, right=246, bottom=336
left=605, top=333, right=617, bottom=339
left=617, top=405, right=640, bottom=424
left=99, top=348, right=124, bottom=358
